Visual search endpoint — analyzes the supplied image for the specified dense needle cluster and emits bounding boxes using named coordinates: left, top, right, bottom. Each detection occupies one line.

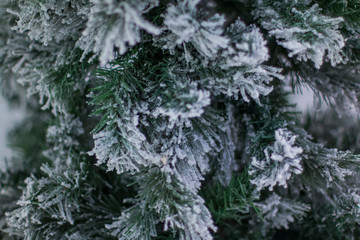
left=1, top=0, right=360, bottom=239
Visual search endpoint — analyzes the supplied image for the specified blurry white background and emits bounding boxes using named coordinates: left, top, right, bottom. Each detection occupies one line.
left=0, top=95, right=24, bottom=168
left=290, top=87, right=315, bottom=113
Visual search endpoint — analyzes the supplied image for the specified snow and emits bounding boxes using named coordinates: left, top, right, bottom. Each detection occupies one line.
left=79, top=0, right=161, bottom=65
left=255, top=194, right=310, bottom=235
left=249, top=128, right=303, bottom=191
left=254, top=1, right=345, bottom=69
left=162, top=1, right=228, bottom=59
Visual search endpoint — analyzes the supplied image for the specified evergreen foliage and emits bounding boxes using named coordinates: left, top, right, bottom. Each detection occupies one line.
left=1, top=0, right=360, bottom=239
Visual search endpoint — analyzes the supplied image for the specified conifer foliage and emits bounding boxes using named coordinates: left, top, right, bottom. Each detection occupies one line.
left=1, top=0, right=360, bottom=239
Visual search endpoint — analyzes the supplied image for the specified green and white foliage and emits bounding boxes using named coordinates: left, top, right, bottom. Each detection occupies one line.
left=249, top=128, right=303, bottom=191
left=5, top=117, right=88, bottom=238
left=9, top=0, right=90, bottom=46
left=88, top=59, right=161, bottom=174
left=254, top=0, right=345, bottom=69
left=1, top=2, right=92, bottom=114
left=160, top=7, right=281, bottom=103
left=5, top=117, right=115, bottom=240
left=254, top=194, right=310, bottom=235
left=2, top=0, right=360, bottom=239
left=79, top=0, right=161, bottom=65
left=0, top=188, right=19, bottom=239
left=20, top=43, right=94, bottom=115
left=333, top=191, right=360, bottom=224
left=300, top=139, right=360, bottom=190
left=4, top=0, right=95, bottom=114
left=6, top=162, right=89, bottom=239
left=107, top=168, right=216, bottom=240
left=44, top=116, right=84, bottom=167
left=202, top=18, right=282, bottom=102
left=152, top=81, right=210, bottom=121
left=162, top=0, right=228, bottom=59
left=88, top=49, right=228, bottom=192
left=221, top=19, right=268, bottom=68
left=214, top=105, right=237, bottom=186
left=148, top=111, right=225, bottom=191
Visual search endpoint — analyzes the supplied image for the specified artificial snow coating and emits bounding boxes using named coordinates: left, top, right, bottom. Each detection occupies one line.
left=1, top=0, right=360, bottom=239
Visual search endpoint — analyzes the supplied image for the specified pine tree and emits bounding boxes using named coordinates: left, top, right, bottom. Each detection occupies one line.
left=1, top=0, right=360, bottom=239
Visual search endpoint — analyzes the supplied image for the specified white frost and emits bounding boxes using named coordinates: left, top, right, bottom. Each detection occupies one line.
left=78, top=0, right=161, bottom=65
left=249, top=128, right=303, bottom=191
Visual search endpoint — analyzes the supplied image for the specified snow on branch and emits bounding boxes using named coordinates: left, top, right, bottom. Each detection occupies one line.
left=249, top=128, right=303, bottom=191
left=199, top=18, right=283, bottom=102
left=162, top=0, right=228, bottom=59
left=254, top=0, right=345, bottom=69
left=107, top=168, right=216, bottom=240
left=78, top=0, right=161, bottom=65
left=10, top=0, right=90, bottom=45
left=254, top=194, right=310, bottom=235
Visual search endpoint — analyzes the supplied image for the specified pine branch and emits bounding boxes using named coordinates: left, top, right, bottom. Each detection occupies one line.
left=107, top=167, right=216, bottom=240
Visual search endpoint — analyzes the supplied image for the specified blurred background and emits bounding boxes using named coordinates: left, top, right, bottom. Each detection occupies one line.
left=0, top=95, right=24, bottom=168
